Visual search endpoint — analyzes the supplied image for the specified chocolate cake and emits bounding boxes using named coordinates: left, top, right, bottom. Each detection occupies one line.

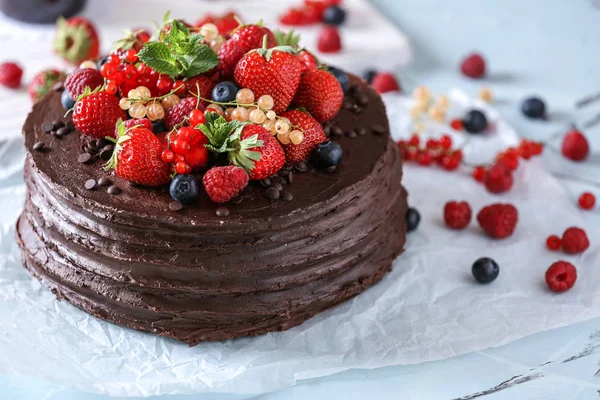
left=16, top=18, right=406, bottom=344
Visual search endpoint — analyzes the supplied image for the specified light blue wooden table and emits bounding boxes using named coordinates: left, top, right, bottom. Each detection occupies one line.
left=3, top=0, right=600, bottom=398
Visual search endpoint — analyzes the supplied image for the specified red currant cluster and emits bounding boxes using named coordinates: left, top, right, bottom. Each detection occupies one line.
left=397, top=134, right=463, bottom=171
left=160, top=109, right=209, bottom=174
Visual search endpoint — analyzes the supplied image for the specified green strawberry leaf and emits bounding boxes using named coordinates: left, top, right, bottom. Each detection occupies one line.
left=200, top=113, right=245, bottom=153
left=274, top=29, right=301, bottom=47
left=138, top=42, right=180, bottom=77
left=229, top=133, right=263, bottom=171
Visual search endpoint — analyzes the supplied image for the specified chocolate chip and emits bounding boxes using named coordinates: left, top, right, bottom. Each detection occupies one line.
left=100, top=149, right=113, bottom=161
left=278, top=169, right=289, bottom=177
left=287, top=171, right=294, bottom=183
left=271, top=175, right=283, bottom=184
left=98, top=177, right=111, bottom=186
left=294, top=162, right=308, bottom=172
left=102, top=144, right=114, bottom=153
left=52, top=120, right=64, bottom=130
left=84, top=179, right=96, bottom=190
left=272, top=182, right=283, bottom=191
left=95, top=138, right=109, bottom=149
left=107, top=185, right=121, bottom=195
left=260, top=177, right=272, bottom=187
left=265, top=187, right=280, bottom=200
left=282, top=191, right=293, bottom=201
left=326, top=166, right=336, bottom=172
left=66, top=120, right=75, bottom=131
left=357, top=93, right=369, bottom=106
left=78, top=153, right=92, bottom=163
left=169, top=201, right=183, bottom=211
left=52, top=81, right=65, bottom=92
left=331, top=126, right=343, bottom=136
left=357, top=127, right=368, bottom=136
left=230, top=195, right=243, bottom=205
left=33, top=142, right=45, bottom=151
left=372, top=124, right=386, bottom=135
left=56, top=127, right=70, bottom=137
left=216, top=207, right=230, bottom=217
left=351, top=104, right=362, bottom=114
left=343, top=101, right=354, bottom=110
left=345, top=130, right=357, bottom=138
left=41, top=121, right=54, bottom=133
left=323, top=124, right=331, bottom=136
left=282, top=163, right=294, bottom=172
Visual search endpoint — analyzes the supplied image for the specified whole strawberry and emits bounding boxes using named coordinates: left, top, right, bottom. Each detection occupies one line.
left=203, top=166, right=249, bottom=203
left=237, top=124, right=286, bottom=180
left=28, top=68, right=65, bottom=102
left=164, top=97, right=201, bottom=130
left=234, top=39, right=302, bottom=114
left=54, top=17, right=100, bottom=65
left=184, top=75, right=216, bottom=107
left=561, top=129, right=589, bottom=162
left=218, top=24, right=277, bottom=78
left=292, top=69, right=343, bottom=122
left=64, top=68, right=104, bottom=99
left=0, top=62, right=23, bottom=89
left=444, top=201, right=472, bottom=230
left=72, top=91, right=125, bottom=139
left=477, top=203, right=518, bottom=239
left=106, top=120, right=170, bottom=187
left=484, top=162, right=513, bottom=194
left=280, top=110, right=327, bottom=163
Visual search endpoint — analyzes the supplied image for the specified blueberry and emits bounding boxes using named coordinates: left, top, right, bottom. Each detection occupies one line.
left=462, top=110, right=488, bottom=134
left=152, top=120, right=167, bottom=134
left=97, top=56, right=110, bottom=70
left=406, top=207, right=420, bottom=232
left=362, top=69, right=377, bottom=84
left=472, top=257, right=499, bottom=284
left=327, top=66, right=349, bottom=91
left=169, top=174, right=200, bottom=204
left=212, top=81, right=239, bottom=103
left=521, top=97, right=546, bottom=119
left=61, top=90, right=75, bottom=110
left=311, top=140, right=343, bottom=169
left=322, top=6, right=346, bottom=26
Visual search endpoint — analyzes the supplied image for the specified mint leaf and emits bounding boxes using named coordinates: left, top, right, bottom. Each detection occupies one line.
left=182, top=45, right=219, bottom=78
left=138, top=42, right=179, bottom=77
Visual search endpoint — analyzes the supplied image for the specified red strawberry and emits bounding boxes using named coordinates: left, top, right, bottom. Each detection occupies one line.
left=477, top=203, right=518, bottom=239
left=371, top=73, right=401, bottom=94
left=296, top=49, right=318, bottom=73
left=72, top=91, right=125, bottom=139
left=561, top=129, right=589, bottom=161
left=460, top=53, right=486, bottom=79
left=106, top=121, right=170, bottom=187
left=280, top=110, right=327, bottom=163
left=0, top=62, right=23, bottom=89
left=317, top=26, right=342, bottom=53
left=54, top=17, right=100, bottom=65
left=184, top=75, right=216, bottom=107
left=164, top=97, right=202, bottom=130
left=292, top=70, right=343, bottom=122
left=203, top=166, right=249, bottom=203
left=28, top=68, right=65, bottom=102
left=237, top=124, right=285, bottom=180
left=234, top=42, right=302, bottom=114
left=217, top=24, right=277, bottom=78
left=64, top=68, right=104, bottom=99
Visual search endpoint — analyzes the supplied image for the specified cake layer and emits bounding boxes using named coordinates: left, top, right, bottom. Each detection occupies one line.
left=16, top=75, right=407, bottom=344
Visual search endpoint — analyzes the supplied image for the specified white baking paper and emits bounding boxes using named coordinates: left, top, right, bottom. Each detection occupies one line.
left=0, top=91, right=598, bottom=397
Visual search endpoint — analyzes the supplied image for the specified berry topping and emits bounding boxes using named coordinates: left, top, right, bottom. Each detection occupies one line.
left=477, top=203, right=518, bottom=239
left=169, top=174, right=200, bottom=204
left=28, top=68, right=65, bottom=103
left=164, top=97, right=201, bottom=130
left=327, top=66, right=350, bottom=92
left=545, top=261, right=577, bottom=293
left=296, top=50, right=318, bottom=73
left=462, top=109, right=488, bottom=133
left=521, top=97, right=546, bottom=119
left=370, top=72, right=401, bottom=94
left=212, top=81, right=240, bottom=103
left=406, top=207, right=421, bottom=232
left=484, top=162, right=513, bottom=194
left=281, top=110, right=328, bottom=163
left=218, top=23, right=277, bottom=79
left=65, top=68, right=104, bottom=99
left=561, top=227, right=590, bottom=254
left=579, top=192, right=595, bottom=210
left=460, top=53, right=486, bottom=79
left=202, top=166, right=249, bottom=203
left=317, top=26, right=342, bottom=53
left=238, top=124, right=286, bottom=180
left=311, top=140, right=343, bottom=169
left=292, top=69, right=344, bottom=122
left=54, top=17, right=100, bottom=65
left=61, top=90, right=76, bottom=110
left=546, top=235, right=562, bottom=251
left=322, top=6, right=346, bottom=25
left=444, top=201, right=472, bottom=230
left=72, top=90, right=126, bottom=139
left=472, top=257, right=499, bottom=284
left=561, top=129, right=589, bottom=162
left=0, top=62, right=23, bottom=89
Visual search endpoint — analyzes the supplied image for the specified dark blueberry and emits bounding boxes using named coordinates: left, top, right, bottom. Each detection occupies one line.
left=521, top=97, right=546, bottom=119
left=212, top=81, right=239, bottom=103
left=311, top=141, right=343, bottom=169
left=472, top=257, right=499, bottom=284
left=406, top=207, right=420, bottom=232
left=61, top=90, right=75, bottom=110
left=169, top=174, right=199, bottom=204
left=152, top=120, right=167, bottom=134
left=327, top=66, right=349, bottom=91
left=322, top=6, right=346, bottom=25
left=362, top=69, right=377, bottom=84
left=462, top=110, right=488, bottom=134
left=97, top=56, right=110, bottom=70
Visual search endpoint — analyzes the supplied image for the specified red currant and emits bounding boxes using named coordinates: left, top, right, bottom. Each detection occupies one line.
left=426, top=138, right=439, bottom=149
left=112, top=71, right=125, bottom=85
left=408, top=134, right=420, bottom=147
left=189, top=109, right=206, bottom=127
left=121, top=63, right=138, bottom=82
left=440, top=134, right=452, bottom=149
left=497, top=153, right=519, bottom=171
left=136, top=74, right=152, bottom=87
left=406, top=147, right=418, bottom=161
left=100, top=63, right=116, bottom=79
left=106, top=54, right=120, bottom=66
left=546, top=235, right=562, bottom=251
left=442, top=155, right=460, bottom=171
left=156, top=76, right=173, bottom=95
left=505, top=147, right=519, bottom=159
left=161, top=149, right=175, bottom=163
left=472, top=166, right=486, bottom=182
left=177, top=127, right=194, bottom=141
left=452, top=149, right=463, bottom=162
left=417, top=151, right=433, bottom=166
left=136, top=63, right=151, bottom=75
left=175, top=161, right=191, bottom=174
left=125, top=49, right=138, bottom=63
left=450, top=119, right=463, bottom=131
left=579, top=192, right=596, bottom=210
left=171, top=138, right=190, bottom=155
left=174, top=154, right=185, bottom=162
left=173, top=80, right=186, bottom=95
left=105, top=82, right=118, bottom=95
left=531, top=142, right=544, bottom=155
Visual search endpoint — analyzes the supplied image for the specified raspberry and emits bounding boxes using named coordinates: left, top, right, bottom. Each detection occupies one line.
left=477, top=203, right=518, bottom=239
left=578, top=192, right=595, bottom=210
left=202, top=166, right=249, bottom=203
left=370, top=72, right=401, bottom=94
left=120, top=118, right=152, bottom=132
left=0, top=62, right=23, bottom=88
left=460, top=53, right=486, bottom=79
left=484, top=162, right=513, bottom=194
left=444, top=201, right=472, bottom=230
left=546, top=235, right=561, bottom=251
left=66, top=68, right=104, bottom=99
left=561, top=129, right=589, bottom=162
left=164, top=97, right=200, bottom=130
left=561, top=227, right=590, bottom=254
left=545, top=261, right=577, bottom=293
left=317, top=26, right=342, bottom=53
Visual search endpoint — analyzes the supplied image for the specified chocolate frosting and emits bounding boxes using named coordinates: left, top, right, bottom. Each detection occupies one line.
left=16, top=75, right=407, bottom=344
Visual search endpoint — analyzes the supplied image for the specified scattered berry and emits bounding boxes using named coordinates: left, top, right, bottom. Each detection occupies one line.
left=546, top=235, right=562, bottom=251
left=169, top=174, right=200, bottom=204
left=561, top=129, right=589, bottom=162
left=28, top=68, right=65, bottom=102
left=64, top=68, right=104, bottom=99
left=545, top=261, right=577, bottom=293
left=212, top=81, right=239, bottom=103
left=444, top=201, right=472, bottom=230
left=472, top=257, right=499, bottom=284
left=61, top=90, right=76, bottom=110
left=561, top=227, right=590, bottom=254
left=406, top=207, right=421, bottom=232
left=293, top=69, right=344, bottom=122
left=322, top=5, right=346, bottom=25
left=579, top=192, right=595, bottom=210
left=450, top=118, right=463, bottom=131
left=462, top=109, right=488, bottom=134
left=311, top=140, right=343, bottom=169
left=317, top=26, right=342, bottom=53
left=72, top=91, right=125, bottom=139
left=477, top=203, right=518, bottom=239
left=0, top=62, right=23, bottom=89
left=281, top=110, right=327, bottom=163
left=203, top=166, right=249, bottom=203
left=460, top=53, right=486, bottom=79
left=327, top=66, right=350, bottom=92
left=54, top=17, right=100, bottom=65
left=521, top=97, right=546, bottom=119
left=371, top=72, right=400, bottom=94
left=484, top=162, right=513, bottom=194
